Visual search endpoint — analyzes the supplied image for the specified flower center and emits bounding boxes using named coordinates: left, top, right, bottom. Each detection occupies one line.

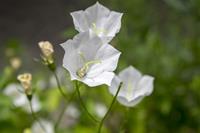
left=92, top=23, right=107, bottom=35
left=76, top=52, right=101, bottom=78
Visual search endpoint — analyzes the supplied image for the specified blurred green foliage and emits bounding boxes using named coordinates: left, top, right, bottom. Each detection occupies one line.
left=1, top=0, right=200, bottom=133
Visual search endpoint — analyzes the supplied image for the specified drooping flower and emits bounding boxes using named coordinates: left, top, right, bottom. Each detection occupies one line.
left=60, top=32, right=121, bottom=87
left=70, top=2, right=123, bottom=43
left=109, top=66, right=154, bottom=107
left=31, top=119, right=54, bottom=133
left=3, top=83, right=41, bottom=112
left=17, top=73, right=32, bottom=95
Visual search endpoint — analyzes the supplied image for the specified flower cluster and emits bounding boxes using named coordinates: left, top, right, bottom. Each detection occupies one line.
left=61, top=2, right=154, bottom=107
left=2, top=2, right=155, bottom=133
left=61, top=2, right=123, bottom=87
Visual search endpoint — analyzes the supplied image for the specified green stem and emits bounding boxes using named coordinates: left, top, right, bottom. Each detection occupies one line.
left=28, top=99, right=46, bottom=133
left=53, top=71, right=68, bottom=101
left=52, top=70, right=76, bottom=130
left=54, top=91, right=76, bottom=130
left=97, top=82, right=123, bottom=133
left=75, top=81, right=100, bottom=123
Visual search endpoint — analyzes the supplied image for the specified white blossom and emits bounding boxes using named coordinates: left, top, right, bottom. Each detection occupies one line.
left=31, top=119, right=54, bottom=133
left=109, top=66, right=154, bottom=107
left=60, top=32, right=121, bottom=87
left=71, top=2, right=123, bottom=43
left=3, top=83, right=41, bottom=113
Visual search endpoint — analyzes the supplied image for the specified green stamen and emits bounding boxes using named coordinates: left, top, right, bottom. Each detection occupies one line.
left=77, top=51, right=101, bottom=78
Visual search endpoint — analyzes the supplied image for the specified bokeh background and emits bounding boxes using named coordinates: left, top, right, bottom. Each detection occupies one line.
left=1, top=0, right=200, bottom=133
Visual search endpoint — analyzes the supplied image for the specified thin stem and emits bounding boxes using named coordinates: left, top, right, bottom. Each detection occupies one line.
left=97, top=82, right=123, bottom=133
left=52, top=70, right=76, bottom=130
left=75, top=81, right=100, bottom=123
left=54, top=91, right=76, bottom=130
left=28, top=100, right=46, bottom=132
left=53, top=71, right=68, bottom=101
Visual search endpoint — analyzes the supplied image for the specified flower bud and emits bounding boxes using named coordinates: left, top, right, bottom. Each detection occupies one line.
left=17, top=73, right=32, bottom=95
left=38, top=41, right=56, bottom=72
left=38, top=41, right=54, bottom=57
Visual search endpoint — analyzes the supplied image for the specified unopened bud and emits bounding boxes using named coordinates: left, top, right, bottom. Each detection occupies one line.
left=38, top=41, right=54, bottom=64
left=17, top=73, right=32, bottom=95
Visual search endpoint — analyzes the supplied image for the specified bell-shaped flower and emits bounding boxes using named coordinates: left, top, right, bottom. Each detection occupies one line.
left=3, top=83, right=41, bottom=112
left=60, top=32, right=121, bottom=87
left=70, top=2, right=123, bottom=43
left=109, top=66, right=154, bottom=107
left=31, top=119, right=54, bottom=133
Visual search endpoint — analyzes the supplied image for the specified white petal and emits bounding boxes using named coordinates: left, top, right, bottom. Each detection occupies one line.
left=87, top=44, right=121, bottom=77
left=109, top=75, right=121, bottom=95
left=119, top=66, right=142, bottom=85
left=70, top=11, right=89, bottom=32
left=84, top=2, right=110, bottom=28
left=60, top=32, right=102, bottom=80
left=103, top=12, right=123, bottom=37
left=82, top=71, right=115, bottom=87
left=117, top=95, right=144, bottom=107
left=135, top=75, right=154, bottom=96
left=60, top=39, right=82, bottom=80
left=117, top=75, right=154, bottom=107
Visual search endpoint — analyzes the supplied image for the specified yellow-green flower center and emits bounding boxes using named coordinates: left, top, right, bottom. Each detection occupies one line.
left=92, top=23, right=107, bottom=35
